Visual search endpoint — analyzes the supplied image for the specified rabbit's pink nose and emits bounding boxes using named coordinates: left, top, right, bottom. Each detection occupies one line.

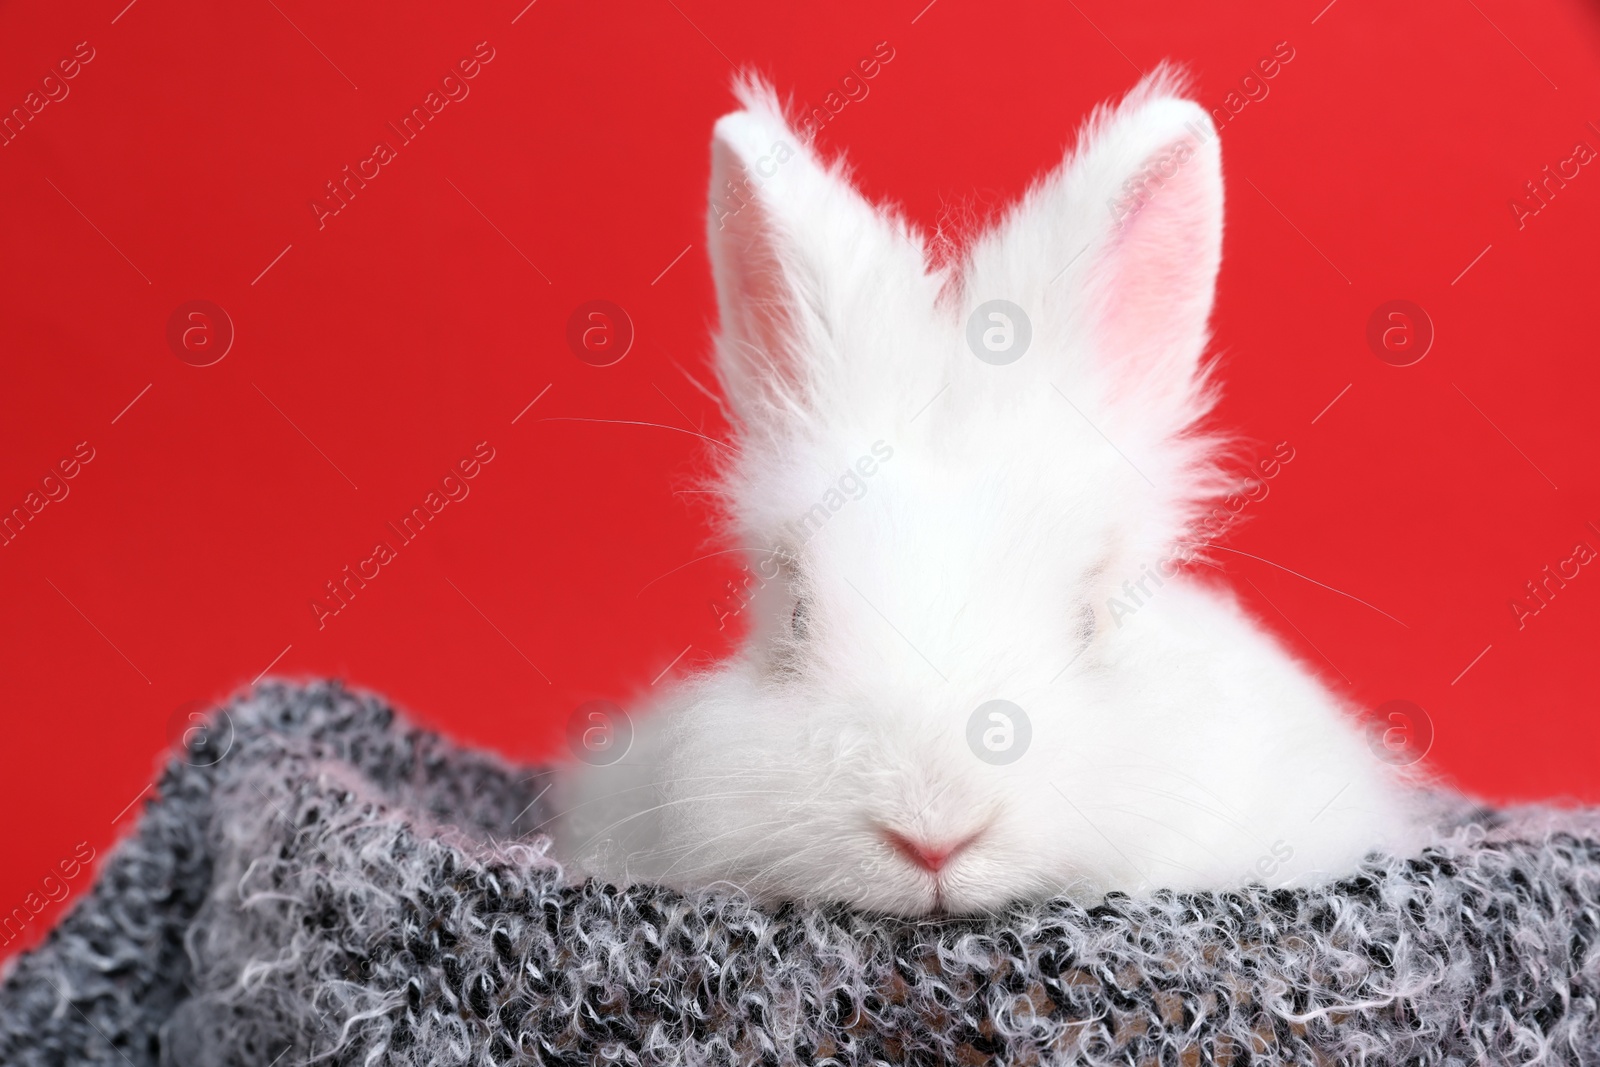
left=884, top=830, right=973, bottom=874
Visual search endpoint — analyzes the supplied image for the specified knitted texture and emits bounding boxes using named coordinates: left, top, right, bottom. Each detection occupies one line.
left=2, top=682, right=1598, bottom=1066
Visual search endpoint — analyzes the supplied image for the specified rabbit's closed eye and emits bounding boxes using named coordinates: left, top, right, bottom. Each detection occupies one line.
left=791, top=596, right=810, bottom=638
left=1075, top=602, right=1097, bottom=646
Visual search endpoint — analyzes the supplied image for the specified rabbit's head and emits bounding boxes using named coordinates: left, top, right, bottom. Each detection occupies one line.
left=636, top=71, right=1324, bottom=916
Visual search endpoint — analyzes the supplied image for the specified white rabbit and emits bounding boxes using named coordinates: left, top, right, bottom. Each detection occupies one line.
left=553, top=69, right=1423, bottom=917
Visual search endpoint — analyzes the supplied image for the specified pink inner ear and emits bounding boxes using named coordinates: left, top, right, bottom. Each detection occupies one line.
left=1096, top=133, right=1222, bottom=405
left=708, top=138, right=805, bottom=402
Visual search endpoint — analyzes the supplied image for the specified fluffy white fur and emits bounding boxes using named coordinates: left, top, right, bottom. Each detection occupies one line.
left=554, top=71, right=1422, bottom=917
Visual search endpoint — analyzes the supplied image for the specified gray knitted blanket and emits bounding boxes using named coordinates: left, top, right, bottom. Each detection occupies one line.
left=2, top=682, right=1597, bottom=1066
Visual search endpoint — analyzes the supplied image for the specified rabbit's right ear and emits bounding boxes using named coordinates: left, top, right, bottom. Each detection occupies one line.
left=706, top=80, right=927, bottom=432
left=962, top=69, right=1222, bottom=431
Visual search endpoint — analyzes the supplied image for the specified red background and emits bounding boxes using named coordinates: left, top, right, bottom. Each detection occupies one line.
left=2, top=0, right=1598, bottom=961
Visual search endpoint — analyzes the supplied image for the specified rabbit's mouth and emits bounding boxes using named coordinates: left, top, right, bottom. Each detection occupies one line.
left=877, top=825, right=993, bottom=915
left=916, top=879, right=996, bottom=918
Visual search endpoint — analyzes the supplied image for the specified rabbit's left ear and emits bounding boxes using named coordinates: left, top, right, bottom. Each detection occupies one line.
left=706, top=80, right=933, bottom=432
left=965, top=72, right=1222, bottom=423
